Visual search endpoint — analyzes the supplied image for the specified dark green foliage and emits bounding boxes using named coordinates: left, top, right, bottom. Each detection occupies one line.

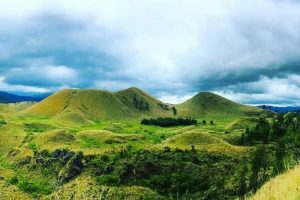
left=24, top=122, right=54, bottom=133
left=92, top=149, right=245, bottom=199
left=0, top=119, right=6, bottom=126
left=202, top=120, right=206, bottom=125
left=18, top=180, right=53, bottom=195
left=9, top=176, right=19, bottom=185
left=58, top=151, right=84, bottom=184
left=172, top=107, right=177, bottom=115
left=158, top=102, right=170, bottom=110
left=141, top=117, right=197, bottom=127
left=245, top=118, right=270, bottom=144
left=239, top=113, right=300, bottom=194
left=34, top=149, right=84, bottom=186
left=238, top=163, right=248, bottom=200
left=250, top=145, right=270, bottom=192
left=210, top=120, right=214, bottom=125
left=133, top=95, right=150, bottom=111
left=271, top=116, right=286, bottom=140
left=96, top=174, right=120, bottom=186
left=275, top=139, right=286, bottom=173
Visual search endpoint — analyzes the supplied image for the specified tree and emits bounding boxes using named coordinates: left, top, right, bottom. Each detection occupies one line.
left=239, top=133, right=246, bottom=146
left=172, top=107, right=177, bottom=115
left=210, top=120, right=214, bottom=125
left=238, top=162, right=248, bottom=200
left=255, top=118, right=271, bottom=144
left=271, top=119, right=286, bottom=140
left=251, top=145, right=269, bottom=192
left=202, top=120, right=206, bottom=125
left=275, top=139, right=286, bottom=173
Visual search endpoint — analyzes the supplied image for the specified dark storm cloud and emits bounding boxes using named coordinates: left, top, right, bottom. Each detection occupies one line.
left=1, top=0, right=300, bottom=105
left=0, top=10, right=122, bottom=90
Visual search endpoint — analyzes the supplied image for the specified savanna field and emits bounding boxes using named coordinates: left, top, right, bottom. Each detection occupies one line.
left=0, top=87, right=299, bottom=199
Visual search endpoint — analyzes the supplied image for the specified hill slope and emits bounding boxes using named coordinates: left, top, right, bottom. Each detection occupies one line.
left=249, top=165, right=300, bottom=200
left=24, top=88, right=265, bottom=123
left=24, top=88, right=174, bottom=122
left=177, top=92, right=264, bottom=118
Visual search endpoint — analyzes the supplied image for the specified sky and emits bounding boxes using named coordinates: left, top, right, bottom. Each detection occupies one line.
left=0, top=0, right=300, bottom=106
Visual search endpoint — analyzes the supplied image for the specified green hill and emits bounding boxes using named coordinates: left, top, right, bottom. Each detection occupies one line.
left=115, top=87, right=173, bottom=118
left=154, top=129, right=248, bottom=156
left=226, top=117, right=259, bottom=132
left=177, top=92, right=264, bottom=118
left=23, top=88, right=264, bottom=125
left=23, top=88, right=174, bottom=123
left=24, top=89, right=133, bottom=120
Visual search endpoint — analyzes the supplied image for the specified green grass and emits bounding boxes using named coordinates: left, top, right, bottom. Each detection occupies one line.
left=0, top=88, right=268, bottom=199
left=176, top=92, right=265, bottom=118
left=248, top=165, right=300, bottom=200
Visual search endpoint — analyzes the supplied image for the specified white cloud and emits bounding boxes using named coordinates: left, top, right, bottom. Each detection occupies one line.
left=216, top=75, right=300, bottom=106
left=158, top=92, right=197, bottom=104
left=6, top=65, right=78, bottom=86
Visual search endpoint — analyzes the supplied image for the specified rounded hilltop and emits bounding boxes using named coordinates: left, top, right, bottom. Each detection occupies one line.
left=23, top=87, right=265, bottom=123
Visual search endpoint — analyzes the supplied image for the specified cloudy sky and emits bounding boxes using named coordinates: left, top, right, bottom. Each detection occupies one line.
left=1, top=0, right=300, bottom=105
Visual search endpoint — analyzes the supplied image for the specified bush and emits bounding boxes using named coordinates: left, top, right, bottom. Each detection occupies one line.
left=141, top=117, right=197, bottom=127
left=96, top=174, right=120, bottom=186
left=18, top=180, right=53, bottom=195
left=0, top=119, right=6, bottom=126
left=9, top=176, right=18, bottom=185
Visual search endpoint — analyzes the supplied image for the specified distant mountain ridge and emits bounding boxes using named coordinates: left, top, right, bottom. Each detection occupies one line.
left=258, top=105, right=300, bottom=113
left=0, top=91, right=49, bottom=103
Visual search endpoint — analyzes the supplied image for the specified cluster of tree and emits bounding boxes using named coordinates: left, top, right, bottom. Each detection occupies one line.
left=202, top=120, right=214, bottom=125
left=237, top=113, right=300, bottom=199
left=141, top=117, right=197, bottom=127
left=92, top=148, right=245, bottom=200
left=158, top=102, right=169, bottom=110
left=157, top=102, right=177, bottom=115
left=133, top=95, right=149, bottom=111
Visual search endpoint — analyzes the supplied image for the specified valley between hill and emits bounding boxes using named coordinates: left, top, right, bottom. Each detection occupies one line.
left=0, top=87, right=298, bottom=199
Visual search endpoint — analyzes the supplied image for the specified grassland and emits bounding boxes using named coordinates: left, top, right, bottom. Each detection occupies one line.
left=0, top=113, right=253, bottom=199
left=248, top=166, right=300, bottom=200
left=0, top=88, right=276, bottom=199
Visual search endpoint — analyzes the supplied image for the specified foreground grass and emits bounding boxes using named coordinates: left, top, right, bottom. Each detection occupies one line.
left=249, top=165, right=300, bottom=200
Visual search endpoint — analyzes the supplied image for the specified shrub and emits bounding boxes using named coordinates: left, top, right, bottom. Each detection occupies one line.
left=96, top=174, right=120, bottom=186
left=0, top=119, right=6, bottom=126
left=141, top=117, right=197, bottom=127
left=9, top=176, right=19, bottom=185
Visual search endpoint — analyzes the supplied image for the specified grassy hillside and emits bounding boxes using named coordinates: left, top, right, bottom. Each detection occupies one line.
left=9, top=102, right=37, bottom=112
left=24, top=88, right=175, bottom=124
left=23, top=88, right=264, bottom=126
left=177, top=92, right=264, bottom=118
left=45, top=174, right=162, bottom=200
left=154, top=129, right=248, bottom=156
left=226, top=117, right=259, bottom=132
left=115, top=87, right=174, bottom=118
left=0, top=87, right=277, bottom=199
left=249, top=165, right=300, bottom=200
left=0, top=104, right=16, bottom=119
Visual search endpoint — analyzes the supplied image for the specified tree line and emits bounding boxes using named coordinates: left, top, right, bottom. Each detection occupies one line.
left=141, top=117, right=197, bottom=127
left=238, top=112, right=300, bottom=199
